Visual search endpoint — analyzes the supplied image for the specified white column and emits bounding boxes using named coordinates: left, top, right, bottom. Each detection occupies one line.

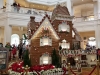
left=3, top=24, right=12, bottom=46
left=66, top=0, right=73, bottom=16
left=0, top=0, right=3, bottom=8
left=95, top=25, right=100, bottom=48
left=94, top=0, right=100, bottom=48
left=6, top=0, right=14, bottom=12
left=94, top=0, right=100, bottom=19
left=94, top=2, right=98, bottom=19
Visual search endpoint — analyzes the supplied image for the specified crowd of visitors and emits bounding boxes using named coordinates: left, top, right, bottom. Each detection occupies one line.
left=4, top=42, right=28, bottom=61
left=12, top=2, right=20, bottom=12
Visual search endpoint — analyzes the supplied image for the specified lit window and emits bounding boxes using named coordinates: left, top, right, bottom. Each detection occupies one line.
left=43, top=38, right=49, bottom=45
left=40, top=53, right=51, bottom=65
left=60, top=39, right=70, bottom=49
left=43, top=57, right=48, bottom=64
left=40, top=37, right=52, bottom=46
left=58, top=22, right=70, bottom=32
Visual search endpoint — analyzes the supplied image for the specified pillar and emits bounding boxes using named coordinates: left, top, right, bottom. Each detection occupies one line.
left=94, top=2, right=98, bottom=19
left=6, top=0, right=14, bottom=12
left=95, top=25, right=100, bottom=48
left=66, top=0, right=74, bottom=16
left=3, top=23, right=12, bottom=46
left=94, top=0, right=100, bottom=48
left=0, top=0, right=3, bottom=8
left=93, top=0, right=100, bottom=19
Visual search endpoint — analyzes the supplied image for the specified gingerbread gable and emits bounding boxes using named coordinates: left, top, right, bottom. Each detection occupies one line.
left=51, top=4, right=73, bottom=21
left=31, top=17, right=60, bottom=40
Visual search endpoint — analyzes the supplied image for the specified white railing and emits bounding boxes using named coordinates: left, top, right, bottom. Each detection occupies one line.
left=0, top=6, right=98, bottom=23
left=73, top=16, right=96, bottom=23
left=59, top=49, right=96, bottom=56
left=0, top=6, right=52, bottom=16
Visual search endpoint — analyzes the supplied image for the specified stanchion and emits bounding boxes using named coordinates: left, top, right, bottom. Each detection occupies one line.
left=23, top=65, right=30, bottom=75
left=97, top=60, right=99, bottom=75
left=68, top=63, right=71, bottom=75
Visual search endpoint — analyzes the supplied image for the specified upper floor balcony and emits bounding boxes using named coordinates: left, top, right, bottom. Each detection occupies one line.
left=0, top=6, right=99, bottom=32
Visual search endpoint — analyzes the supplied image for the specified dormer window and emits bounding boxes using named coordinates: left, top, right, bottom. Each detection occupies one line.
left=40, top=36, right=52, bottom=46
left=58, top=22, right=70, bottom=32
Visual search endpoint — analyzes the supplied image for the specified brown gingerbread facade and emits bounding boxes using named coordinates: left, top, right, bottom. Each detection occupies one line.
left=27, top=5, right=81, bottom=65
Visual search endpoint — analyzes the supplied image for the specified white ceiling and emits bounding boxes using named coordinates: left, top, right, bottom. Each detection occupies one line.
left=26, top=0, right=66, bottom=5
left=26, top=0, right=93, bottom=6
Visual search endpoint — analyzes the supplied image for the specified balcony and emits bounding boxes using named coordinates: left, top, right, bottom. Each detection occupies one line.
left=0, top=6, right=99, bottom=32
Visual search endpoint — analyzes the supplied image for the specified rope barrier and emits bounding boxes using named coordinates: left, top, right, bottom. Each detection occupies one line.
left=70, top=68, right=76, bottom=75
left=88, top=66, right=97, bottom=75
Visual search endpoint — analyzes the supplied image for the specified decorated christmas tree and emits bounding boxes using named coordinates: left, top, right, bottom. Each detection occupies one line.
left=51, top=48, right=61, bottom=68
left=23, top=50, right=31, bottom=67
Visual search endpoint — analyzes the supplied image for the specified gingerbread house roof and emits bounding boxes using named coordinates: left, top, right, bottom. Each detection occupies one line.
left=73, top=27, right=82, bottom=41
left=53, top=4, right=70, bottom=16
left=30, top=15, right=60, bottom=40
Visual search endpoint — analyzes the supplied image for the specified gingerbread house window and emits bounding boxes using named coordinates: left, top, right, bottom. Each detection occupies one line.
left=59, top=39, right=70, bottom=49
left=58, top=22, right=70, bottom=32
left=40, top=37, right=52, bottom=46
left=40, top=53, right=51, bottom=65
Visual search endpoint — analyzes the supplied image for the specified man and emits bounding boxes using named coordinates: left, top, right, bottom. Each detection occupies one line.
left=5, top=42, right=12, bottom=60
left=18, top=42, right=23, bottom=59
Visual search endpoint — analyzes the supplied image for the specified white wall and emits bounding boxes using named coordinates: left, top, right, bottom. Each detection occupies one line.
left=87, top=54, right=97, bottom=65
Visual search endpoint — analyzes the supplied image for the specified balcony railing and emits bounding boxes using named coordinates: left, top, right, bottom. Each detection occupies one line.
left=0, top=6, right=98, bottom=23
left=0, top=6, right=52, bottom=16
left=73, top=16, right=96, bottom=23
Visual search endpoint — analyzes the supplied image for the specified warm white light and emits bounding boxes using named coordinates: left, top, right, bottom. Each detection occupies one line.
left=61, top=40, right=70, bottom=49
left=43, top=38, right=49, bottom=45
left=75, top=57, right=78, bottom=61
left=43, top=57, right=48, bottom=64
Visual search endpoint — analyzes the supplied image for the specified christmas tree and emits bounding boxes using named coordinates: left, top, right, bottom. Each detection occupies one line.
left=23, top=50, right=31, bottom=67
left=51, top=48, right=61, bottom=68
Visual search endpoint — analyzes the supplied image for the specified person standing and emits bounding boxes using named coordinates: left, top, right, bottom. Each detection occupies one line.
left=17, top=3, right=20, bottom=12
left=5, top=42, right=12, bottom=61
left=18, top=42, right=23, bottom=59
left=12, top=2, right=17, bottom=12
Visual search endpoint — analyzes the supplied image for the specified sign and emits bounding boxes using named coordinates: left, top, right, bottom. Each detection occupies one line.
left=0, top=47, right=8, bottom=70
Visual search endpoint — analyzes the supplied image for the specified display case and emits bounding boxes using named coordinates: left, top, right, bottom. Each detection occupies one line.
left=0, top=45, right=8, bottom=71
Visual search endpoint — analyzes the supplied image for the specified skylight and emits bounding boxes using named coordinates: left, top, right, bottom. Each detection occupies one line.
left=26, top=0, right=66, bottom=5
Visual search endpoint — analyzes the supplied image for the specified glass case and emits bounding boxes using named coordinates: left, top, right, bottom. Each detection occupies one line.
left=0, top=47, right=8, bottom=70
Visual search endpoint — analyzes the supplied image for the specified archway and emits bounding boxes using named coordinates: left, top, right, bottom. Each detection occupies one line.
left=11, top=34, right=19, bottom=46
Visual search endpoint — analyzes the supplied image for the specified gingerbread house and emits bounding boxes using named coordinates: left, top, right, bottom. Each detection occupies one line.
left=27, top=4, right=81, bottom=65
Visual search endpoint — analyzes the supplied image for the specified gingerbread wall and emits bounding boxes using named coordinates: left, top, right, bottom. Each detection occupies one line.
left=30, top=18, right=73, bottom=65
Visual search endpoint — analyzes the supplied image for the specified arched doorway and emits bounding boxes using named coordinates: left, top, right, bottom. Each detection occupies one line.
left=11, top=34, right=19, bottom=46
left=67, top=57, right=76, bottom=66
